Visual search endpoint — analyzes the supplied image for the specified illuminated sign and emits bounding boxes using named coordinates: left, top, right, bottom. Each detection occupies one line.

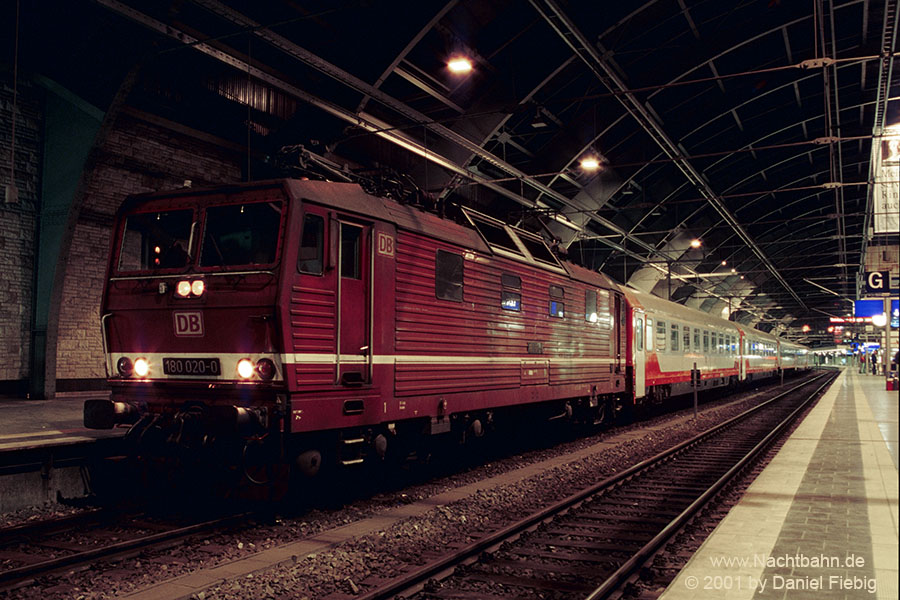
left=853, top=299, right=898, bottom=327
left=830, top=317, right=874, bottom=324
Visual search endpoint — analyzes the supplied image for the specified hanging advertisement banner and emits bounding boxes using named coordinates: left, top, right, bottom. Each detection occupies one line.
left=874, top=135, right=900, bottom=234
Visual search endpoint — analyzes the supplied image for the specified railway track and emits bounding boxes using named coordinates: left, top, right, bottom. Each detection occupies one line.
left=0, top=504, right=252, bottom=590
left=348, top=371, right=837, bottom=600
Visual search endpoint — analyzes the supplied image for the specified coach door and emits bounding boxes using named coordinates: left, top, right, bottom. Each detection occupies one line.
left=337, top=221, right=371, bottom=385
left=633, top=309, right=646, bottom=398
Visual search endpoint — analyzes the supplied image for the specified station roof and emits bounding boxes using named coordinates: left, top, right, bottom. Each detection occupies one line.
left=5, top=0, right=899, bottom=344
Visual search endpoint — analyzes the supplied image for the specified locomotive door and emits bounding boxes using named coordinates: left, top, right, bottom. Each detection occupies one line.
left=337, top=221, right=371, bottom=385
left=633, top=310, right=646, bottom=398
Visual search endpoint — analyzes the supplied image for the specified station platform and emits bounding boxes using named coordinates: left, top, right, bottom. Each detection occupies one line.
left=660, top=368, right=899, bottom=600
left=0, top=390, right=121, bottom=452
left=0, top=391, right=124, bottom=513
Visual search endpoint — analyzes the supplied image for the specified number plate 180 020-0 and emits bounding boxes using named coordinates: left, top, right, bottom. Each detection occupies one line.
left=162, top=357, right=221, bottom=376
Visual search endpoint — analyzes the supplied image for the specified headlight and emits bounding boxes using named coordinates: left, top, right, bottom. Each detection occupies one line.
left=176, top=280, right=205, bottom=297
left=134, top=358, right=150, bottom=377
left=237, top=358, right=255, bottom=379
left=117, top=357, right=134, bottom=377
left=256, top=358, right=276, bottom=380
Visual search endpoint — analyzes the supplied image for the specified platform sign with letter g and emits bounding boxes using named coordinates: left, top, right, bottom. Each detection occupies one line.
left=864, top=270, right=899, bottom=295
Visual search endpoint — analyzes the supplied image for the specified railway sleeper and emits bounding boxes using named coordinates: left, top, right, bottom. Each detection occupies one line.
left=462, top=570, right=598, bottom=594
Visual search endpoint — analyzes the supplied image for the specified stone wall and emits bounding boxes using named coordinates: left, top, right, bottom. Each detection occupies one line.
left=55, top=112, right=242, bottom=383
left=0, top=78, right=42, bottom=392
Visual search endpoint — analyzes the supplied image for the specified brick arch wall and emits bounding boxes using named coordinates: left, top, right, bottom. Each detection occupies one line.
left=0, top=79, right=42, bottom=392
left=54, top=112, right=242, bottom=386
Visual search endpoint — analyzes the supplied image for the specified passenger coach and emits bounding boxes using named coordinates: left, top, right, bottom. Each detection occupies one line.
left=623, top=286, right=810, bottom=407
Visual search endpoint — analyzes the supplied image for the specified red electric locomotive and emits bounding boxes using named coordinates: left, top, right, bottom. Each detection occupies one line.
left=85, top=179, right=627, bottom=488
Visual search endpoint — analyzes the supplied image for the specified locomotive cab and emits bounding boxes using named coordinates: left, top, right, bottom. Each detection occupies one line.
left=86, top=183, right=291, bottom=482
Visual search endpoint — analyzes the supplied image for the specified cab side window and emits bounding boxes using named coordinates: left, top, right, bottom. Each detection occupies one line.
left=298, top=214, right=324, bottom=275
left=340, top=224, right=361, bottom=279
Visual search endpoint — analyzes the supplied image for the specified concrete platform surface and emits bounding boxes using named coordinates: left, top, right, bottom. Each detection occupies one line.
left=660, top=368, right=899, bottom=600
left=0, top=391, right=121, bottom=451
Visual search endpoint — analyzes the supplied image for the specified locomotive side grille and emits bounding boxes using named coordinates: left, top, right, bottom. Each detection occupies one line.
left=290, top=284, right=337, bottom=385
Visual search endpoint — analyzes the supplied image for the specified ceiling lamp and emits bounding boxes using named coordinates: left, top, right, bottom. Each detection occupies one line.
left=447, top=57, right=473, bottom=74
left=530, top=107, right=549, bottom=129
left=580, top=157, right=600, bottom=170
left=690, top=239, right=702, bottom=249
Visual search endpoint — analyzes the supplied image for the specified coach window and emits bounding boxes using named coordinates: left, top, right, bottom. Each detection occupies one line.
left=657, top=320, right=667, bottom=351
left=636, top=318, right=644, bottom=351
left=585, top=290, right=598, bottom=322
left=435, top=250, right=463, bottom=301
left=703, top=330, right=710, bottom=353
left=670, top=323, right=679, bottom=352
left=719, top=333, right=725, bottom=355
left=549, top=285, right=565, bottom=318
left=501, top=273, right=521, bottom=311
left=646, top=318, right=653, bottom=351
left=693, top=328, right=700, bottom=350
left=298, top=214, right=324, bottom=274
left=683, top=325, right=691, bottom=351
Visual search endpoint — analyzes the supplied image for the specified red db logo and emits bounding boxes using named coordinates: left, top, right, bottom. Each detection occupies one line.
left=173, top=311, right=204, bottom=337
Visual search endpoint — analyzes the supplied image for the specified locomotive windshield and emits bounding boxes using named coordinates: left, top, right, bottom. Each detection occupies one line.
left=199, top=201, right=282, bottom=267
left=118, top=209, right=193, bottom=271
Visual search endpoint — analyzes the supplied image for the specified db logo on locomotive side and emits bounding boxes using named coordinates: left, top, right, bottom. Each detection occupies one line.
left=173, top=311, right=204, bottom=337
left=377, top=232, right=395, bottom=257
